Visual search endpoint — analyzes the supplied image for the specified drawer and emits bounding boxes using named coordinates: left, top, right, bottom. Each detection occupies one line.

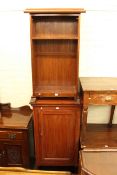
left=0, top=130, right=23, bottom=140
left=88, top=93, right=117, bottom=105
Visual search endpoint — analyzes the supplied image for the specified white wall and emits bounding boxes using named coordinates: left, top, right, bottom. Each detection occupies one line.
left=0, top=0, right=117, bottom=123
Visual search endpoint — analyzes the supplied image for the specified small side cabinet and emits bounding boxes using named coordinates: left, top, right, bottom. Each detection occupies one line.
left=0, top=104, right=33, bottom=167
left=31, top=99, right=81, bottom=166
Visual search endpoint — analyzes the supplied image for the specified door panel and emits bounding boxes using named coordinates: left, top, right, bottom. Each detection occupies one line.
left=4, top=144, right=22, bottom=166
left=0, top=143, right=6, bottom=166
left=35, top=106, right=80, bottom=166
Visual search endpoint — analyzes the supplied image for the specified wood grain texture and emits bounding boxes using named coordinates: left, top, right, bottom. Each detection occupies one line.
left=32, top=99, right=81, bottom=166
left=24, top=8, right=86, bottom=14
left=81, top=124, right=117, bottom=148
left=29, top=11, right=81, bottom=98
left=81, top=150, right=117, bottom=175
left=0, top=104, right=32, bottom=129
left=80, top=77, right=117, bottom=92
left=80, top=77, right=117, bottom=148
left=0, top=103, right=32, bottom=167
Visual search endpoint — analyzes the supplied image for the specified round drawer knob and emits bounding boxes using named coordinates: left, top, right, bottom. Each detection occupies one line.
left=56, top=107, right=59, bottom=110
left=105, top=96, right=112, bottom=101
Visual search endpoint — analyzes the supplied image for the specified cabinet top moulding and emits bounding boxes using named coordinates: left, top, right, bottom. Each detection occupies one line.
left=24, top=8, right=86, bottom=14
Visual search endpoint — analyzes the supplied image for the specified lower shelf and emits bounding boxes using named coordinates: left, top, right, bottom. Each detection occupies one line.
left=81, top=124, right=117, bottom=148
left=34, top=85, right=77, bottom=97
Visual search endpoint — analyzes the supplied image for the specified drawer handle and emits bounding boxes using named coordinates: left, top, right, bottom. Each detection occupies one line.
left=56, top=107, right=59, bottom=110
left=8, top=133, right=16, bottom=139
left=105, top=96, right=112, bottom=101
left=55, top=93, right=58, bottom=96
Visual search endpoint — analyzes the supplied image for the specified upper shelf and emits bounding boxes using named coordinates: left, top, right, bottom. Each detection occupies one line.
left=81, top=124, right=117, bottom=149
left=32, top=35, right=78, bottom=40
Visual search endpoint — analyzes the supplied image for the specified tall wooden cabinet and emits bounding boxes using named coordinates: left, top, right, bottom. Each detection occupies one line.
left=25, top=8, right=85, bottom=166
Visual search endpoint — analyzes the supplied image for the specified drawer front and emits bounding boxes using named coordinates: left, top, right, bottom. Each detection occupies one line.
left=0, top=130, right=23, bottom=140
left=88, top=93, right=117, bottom=105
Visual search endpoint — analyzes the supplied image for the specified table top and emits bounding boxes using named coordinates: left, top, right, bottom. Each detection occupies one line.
left=81, top=150, right=117, bottom=175
left=0, top=104, right=32, bottom=129
left=80, top=77, right=117, bottom=92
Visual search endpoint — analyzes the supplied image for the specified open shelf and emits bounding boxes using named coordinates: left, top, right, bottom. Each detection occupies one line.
left=30, top=12, right=80, bottom=98
left=81, top=124, right=117, bottom=148
left=31, top=39, right=78, bottom=97
left=32, top=40, right=77, bottom=56
left=33, top=85, right=76, bottom=97
left=32, top=35, right=78, bottom=40
left=32, top=54, right=77, bottom=97
left=35, top=52, right=76, bottom=56
left=31, top=16, right=78, bottom=39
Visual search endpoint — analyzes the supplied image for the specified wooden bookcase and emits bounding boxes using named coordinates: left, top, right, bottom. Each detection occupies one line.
left=25, top=8, right=85, bottom=167
left=25, top=8, right=85, bottom=98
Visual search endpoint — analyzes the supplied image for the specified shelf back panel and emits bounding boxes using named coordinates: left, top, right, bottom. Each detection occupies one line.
left=31, top=16, right=78, bottom=39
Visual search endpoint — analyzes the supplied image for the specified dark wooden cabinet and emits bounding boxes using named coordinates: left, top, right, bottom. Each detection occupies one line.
left=31, top=99, right=81, bottom=166
left=0, top=131, right=30, bottom=167
left=25, top=8, right=85, bottom=167
left=0, top=104, right=33, bottom=167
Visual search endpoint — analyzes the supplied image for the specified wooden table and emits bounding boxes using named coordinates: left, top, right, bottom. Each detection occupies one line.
left=80, top=77, right=117, bottom=148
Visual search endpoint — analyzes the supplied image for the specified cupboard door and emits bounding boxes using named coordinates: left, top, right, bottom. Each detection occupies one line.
left=4, top=142, right=23, bottom=166
left=34, top=106, right=80, bottom=166
left=0, top=142, right=6, bottom=166
left=1, top=140, right=29, bottom=167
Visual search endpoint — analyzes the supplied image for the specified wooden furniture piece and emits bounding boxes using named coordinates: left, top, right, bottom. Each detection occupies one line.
left=0, top=103, right=33, bottom=168
left=0, top=167, right=71, bottom=175
left=80, top=149, right=117, bottom=175
left=31, top=98, right=81, bottom=166
left=25, top=8, right=85, bottom=167
left=80, top=77, right=117, bottom=148
left=80, top=77, right=117, bottom=175
left=25, top=8, right=85, bottom=99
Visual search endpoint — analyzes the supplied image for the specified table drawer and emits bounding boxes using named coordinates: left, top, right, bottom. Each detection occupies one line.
left=0, top=130, right=23, bottom=140
left=88, top=93, right=117, bottom=105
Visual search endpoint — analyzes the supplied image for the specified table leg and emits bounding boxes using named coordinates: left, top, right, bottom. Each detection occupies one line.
left=108, top=105, right=115, bottom=127
left=81, top=105, right=88, bottom=147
